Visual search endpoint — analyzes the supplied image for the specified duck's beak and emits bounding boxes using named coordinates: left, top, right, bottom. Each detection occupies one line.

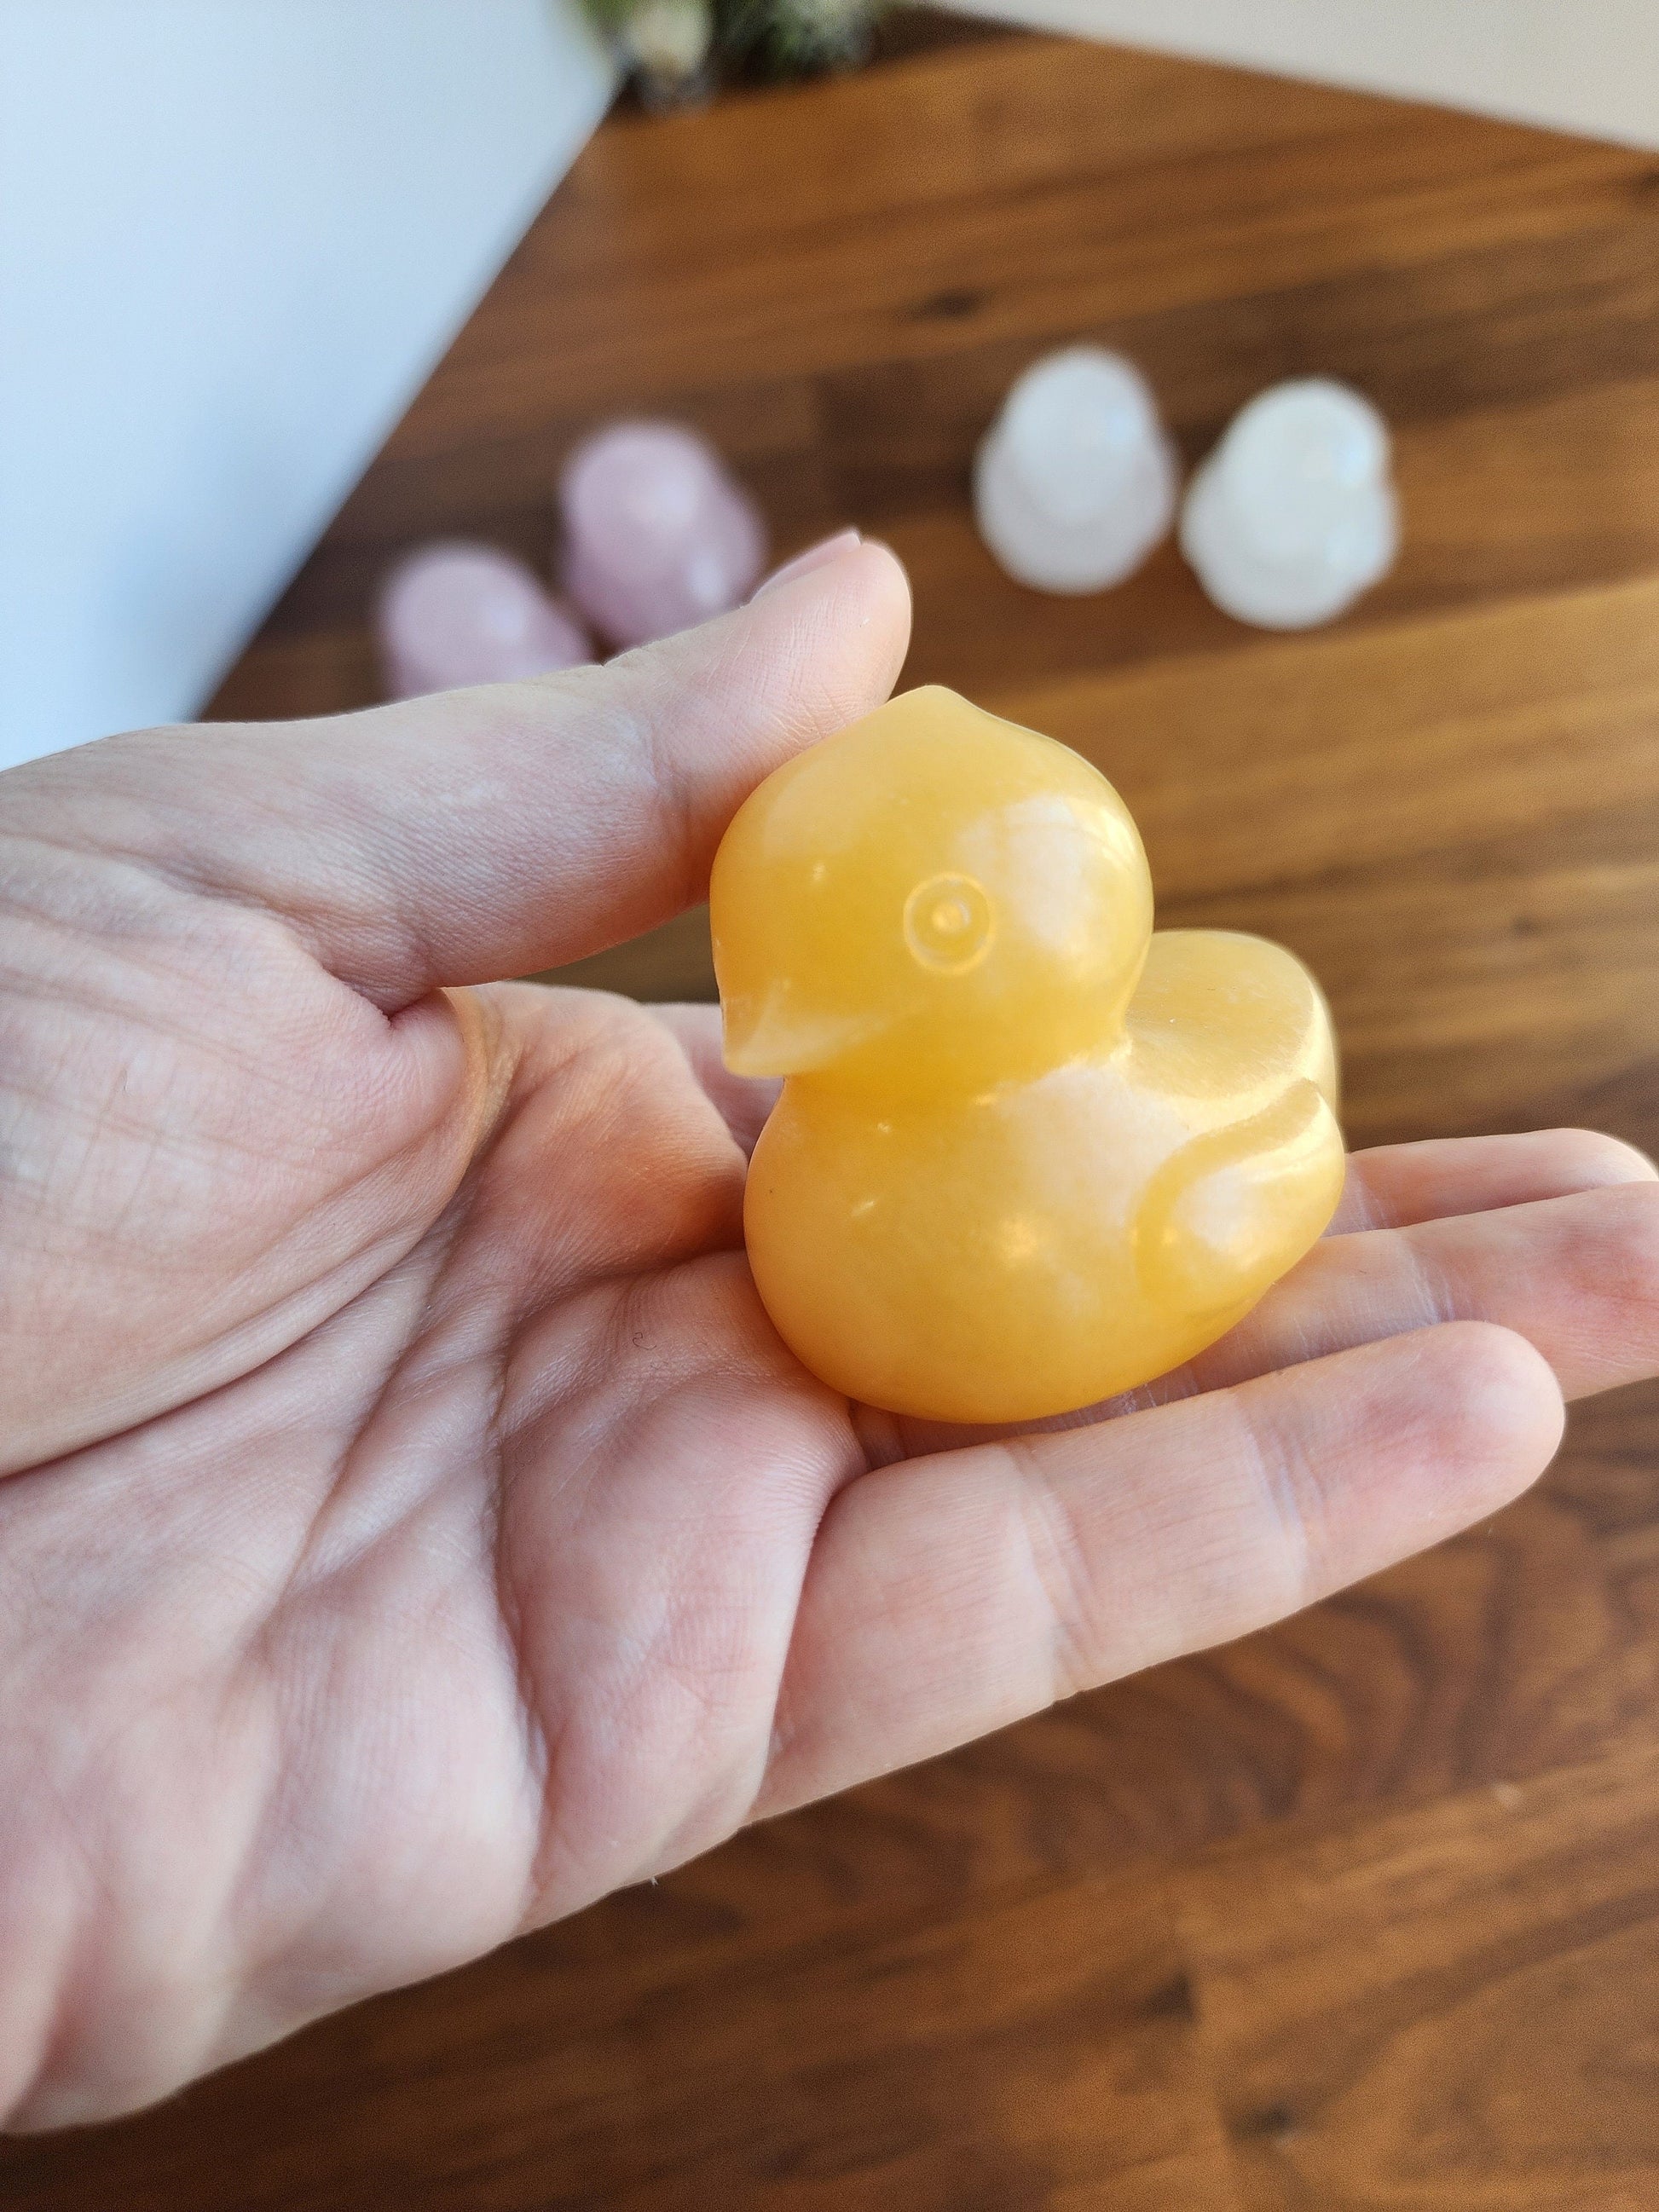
left=720, top=985, right=879, bottom=1077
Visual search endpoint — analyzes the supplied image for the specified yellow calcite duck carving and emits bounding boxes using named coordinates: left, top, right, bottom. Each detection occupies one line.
left=710, top=686, right=1344, bottom=1424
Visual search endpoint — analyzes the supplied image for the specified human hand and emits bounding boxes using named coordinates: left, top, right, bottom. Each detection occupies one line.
left=3, top=537, right=1656, bottom=2129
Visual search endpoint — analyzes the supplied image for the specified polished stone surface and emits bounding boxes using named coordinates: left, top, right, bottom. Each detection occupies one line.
left=559, top=420, right=766, bottom=647
left=1181, top=378, right=1399, bottom=628
left=974, top=346, right=1178, bottom=592
left=378, top=541, right=591, bottom=698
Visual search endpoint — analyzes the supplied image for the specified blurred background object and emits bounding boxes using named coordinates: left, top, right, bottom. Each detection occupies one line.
left=377, top=543, right=592, bottom=699
left=587, top=0, right=717, bottom=107
left=584, top=0, right=892, bottom=103
left=558, top=421, right=768, bottom=648
left=715, top=0, right=892, bottom=78
left=974, top=346, right=1178, bottom=592
left=1180, top=379, right=1399, bottom=628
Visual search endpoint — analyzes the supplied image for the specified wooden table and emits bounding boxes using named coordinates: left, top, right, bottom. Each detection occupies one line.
left=11, top=29, right=1659, bottom=2209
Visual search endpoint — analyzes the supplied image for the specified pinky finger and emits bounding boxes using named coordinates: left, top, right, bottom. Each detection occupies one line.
left=758, top=1322, right=1563, bottom=1820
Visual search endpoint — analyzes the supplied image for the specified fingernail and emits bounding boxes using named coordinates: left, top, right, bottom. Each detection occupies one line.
left=754, top=528, right=863, bottom=598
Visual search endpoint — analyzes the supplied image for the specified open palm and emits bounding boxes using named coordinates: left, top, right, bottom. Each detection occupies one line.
left=3, top=540, right=1656, bottom=2132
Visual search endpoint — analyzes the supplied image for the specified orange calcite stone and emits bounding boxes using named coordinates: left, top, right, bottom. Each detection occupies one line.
left=710, top=687, right=1344, bottom=1424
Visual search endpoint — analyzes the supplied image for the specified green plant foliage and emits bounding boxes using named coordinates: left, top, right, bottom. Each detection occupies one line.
left=718, top=0, right=889, bottom=72
left=581, top=0, right=889, bottom=77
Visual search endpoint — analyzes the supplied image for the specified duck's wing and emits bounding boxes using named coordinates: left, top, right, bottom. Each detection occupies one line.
left=1124, top=928, right=1338, bottom=1125
left=1134, top=1075, right=1344, bottom=1322
left=1125, top=930, right=1344, bottom=1323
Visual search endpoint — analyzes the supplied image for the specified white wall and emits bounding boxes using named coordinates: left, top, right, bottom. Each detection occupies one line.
left=951, top=0, right=1659, bottom=149
left=0, top=0, right=614, bottom=770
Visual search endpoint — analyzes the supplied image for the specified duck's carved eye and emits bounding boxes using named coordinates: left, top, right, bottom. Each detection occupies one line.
left=903, top=872, right=995, bottom=973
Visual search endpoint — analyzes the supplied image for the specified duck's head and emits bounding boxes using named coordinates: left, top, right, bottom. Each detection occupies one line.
left=710, top=687, right=1153, bottom=1095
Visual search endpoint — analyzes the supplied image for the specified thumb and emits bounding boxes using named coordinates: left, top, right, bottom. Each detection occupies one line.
left=14, top=536, right=910, bottom=1007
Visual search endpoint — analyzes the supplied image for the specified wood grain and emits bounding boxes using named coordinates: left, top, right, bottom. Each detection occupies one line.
left=11, top=26, right=1659, bottom=2210
left=0, top=1864, right=1240, bottom=2212
left=1180, top=1746, right=1659, bottom=2209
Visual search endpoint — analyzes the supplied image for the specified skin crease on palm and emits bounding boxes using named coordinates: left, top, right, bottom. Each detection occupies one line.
left=1, top=540, right=1657, bottom=2134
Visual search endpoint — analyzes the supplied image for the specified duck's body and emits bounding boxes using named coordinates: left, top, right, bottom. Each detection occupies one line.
left=745, top=929, right=1338, bottom=1423
left=712, top=689, right=1344, bottom=1424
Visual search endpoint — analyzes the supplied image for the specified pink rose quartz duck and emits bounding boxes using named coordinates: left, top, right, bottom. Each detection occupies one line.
left=377, top=542, right=592, bottom=701
left=558, top=421, right=767, bottom=649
